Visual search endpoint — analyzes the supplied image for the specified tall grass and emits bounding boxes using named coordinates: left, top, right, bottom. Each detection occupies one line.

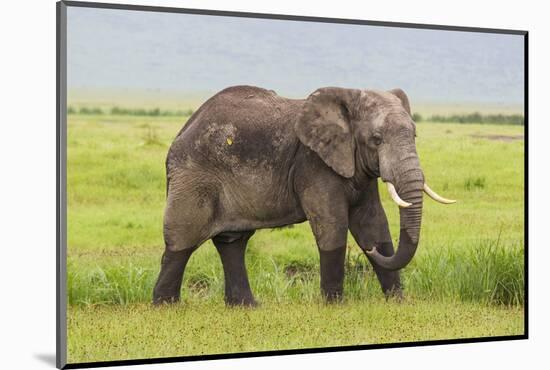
left=408, top=240, right=524, bottom=306
left=67, top=262, right=157, bottom=305
left=67, top=240, right=523, bottom=307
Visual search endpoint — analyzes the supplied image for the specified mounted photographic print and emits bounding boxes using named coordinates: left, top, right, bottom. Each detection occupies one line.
left=56, top=1, right=527, bottom=368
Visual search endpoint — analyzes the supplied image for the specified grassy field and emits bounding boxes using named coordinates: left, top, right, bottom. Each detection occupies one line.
left=68, top=300, right=523, bottom=361
left=66, top=111, right=525, bottom=364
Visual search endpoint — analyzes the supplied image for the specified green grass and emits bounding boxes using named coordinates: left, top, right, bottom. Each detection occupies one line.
left=67, top=238, right=523, bottom=307
left=68, top=300, right=523, bottom=363
left=66, top=112, right=525, bottom=363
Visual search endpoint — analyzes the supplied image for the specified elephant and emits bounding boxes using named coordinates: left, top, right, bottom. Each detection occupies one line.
left=152, top=85, right=455, bottom=306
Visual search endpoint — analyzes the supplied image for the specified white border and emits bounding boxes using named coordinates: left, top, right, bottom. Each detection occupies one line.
left=2, top=0, right=546, bottom=369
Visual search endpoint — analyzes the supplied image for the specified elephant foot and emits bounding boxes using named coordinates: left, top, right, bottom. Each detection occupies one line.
left=152, top=295, right=180, bottom=306
left=225, top=296, right=259, bottom=308
left=384, top=287, right=404, bottom=303
left=322, top=289, right=344, bottom=303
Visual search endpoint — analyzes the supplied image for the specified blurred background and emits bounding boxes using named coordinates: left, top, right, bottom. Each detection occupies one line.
left=67, top=7, right=524, bottom=115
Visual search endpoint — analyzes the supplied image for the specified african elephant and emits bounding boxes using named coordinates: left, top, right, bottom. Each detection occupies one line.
left=152, top=85, right=455, bottom=306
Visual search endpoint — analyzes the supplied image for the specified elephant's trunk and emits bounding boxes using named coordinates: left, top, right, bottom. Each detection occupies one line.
left=368, top=168, right=424, bottom=271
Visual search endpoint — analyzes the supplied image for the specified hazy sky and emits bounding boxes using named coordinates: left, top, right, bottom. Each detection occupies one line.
left=67, top=7, right=524, bottom=105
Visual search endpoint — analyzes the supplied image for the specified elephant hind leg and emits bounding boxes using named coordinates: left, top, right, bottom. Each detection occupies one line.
left=163, top=180, right=219, bottom=252
left=153, top=246, right=197, bottom=305
left=213, top=230, right=257, bottom=307
left=153, top=183, right=218, bottom=305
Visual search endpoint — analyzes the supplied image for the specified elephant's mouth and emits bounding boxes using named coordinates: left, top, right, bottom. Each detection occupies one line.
left=364, top=163, right=380, bottom=178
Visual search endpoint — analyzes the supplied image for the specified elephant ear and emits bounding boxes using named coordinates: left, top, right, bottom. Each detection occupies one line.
left=389, top=88, right=411, bottom=115
left=295, top=87, right=358, bottom=178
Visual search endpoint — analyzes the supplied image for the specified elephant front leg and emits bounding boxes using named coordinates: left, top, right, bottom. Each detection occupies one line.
left=298, top=177, right=350, bottom=303
left=349, top=182, right=403, bottom=300
left=367, top=242, right=403, bottom=299
left=213, top=231, right=257, bottom=307
left=308, top=218, right=349, bottom=302
left=350, top=221, right=403, bottom=299
left=319, top=245, right=347, bottom=302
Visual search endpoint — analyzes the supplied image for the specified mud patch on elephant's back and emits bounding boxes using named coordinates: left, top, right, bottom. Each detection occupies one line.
left=470, top=134, right=524, bottom=142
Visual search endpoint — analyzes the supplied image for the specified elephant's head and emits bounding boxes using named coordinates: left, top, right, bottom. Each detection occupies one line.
left=295, top=87, right=455, bottom=271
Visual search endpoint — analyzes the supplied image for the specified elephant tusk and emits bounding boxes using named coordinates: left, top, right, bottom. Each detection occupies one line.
left=386, top=182, right=412, bottom=208
left=423, top=183, right=456, bottom=204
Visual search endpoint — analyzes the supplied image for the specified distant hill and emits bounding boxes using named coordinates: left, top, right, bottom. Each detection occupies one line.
left=67, top=7, right=525, bottom=107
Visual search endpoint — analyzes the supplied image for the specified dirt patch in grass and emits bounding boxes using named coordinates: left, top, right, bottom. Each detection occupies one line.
left=471, top=134, right=524, bottom=142
left=284, top=261, right=316, bottom=282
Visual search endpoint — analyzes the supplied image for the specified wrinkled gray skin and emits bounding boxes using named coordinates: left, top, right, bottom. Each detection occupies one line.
left=153, top=85, right=424, bottom=306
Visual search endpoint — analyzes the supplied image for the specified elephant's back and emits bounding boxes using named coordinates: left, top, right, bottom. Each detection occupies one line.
left=168, top=86, right=303, bottom=173
left=165, top=86, right=307, bottom=231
